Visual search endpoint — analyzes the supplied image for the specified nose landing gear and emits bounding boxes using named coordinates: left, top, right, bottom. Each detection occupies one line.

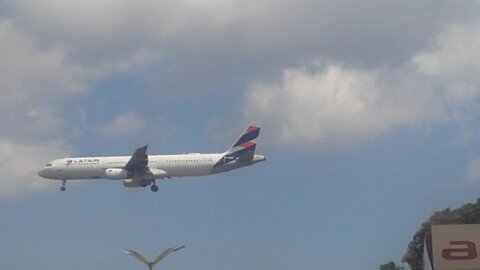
left=60, top=180, right=66, bottom=191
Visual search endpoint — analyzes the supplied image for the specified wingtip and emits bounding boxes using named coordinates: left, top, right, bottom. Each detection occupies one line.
left=173, top=245, right=186, bottom=252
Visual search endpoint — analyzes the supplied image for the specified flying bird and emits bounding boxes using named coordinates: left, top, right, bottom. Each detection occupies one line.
left=119, top=246, right=185, bottom=270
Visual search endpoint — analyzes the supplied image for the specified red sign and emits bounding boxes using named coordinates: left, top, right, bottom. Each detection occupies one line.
left=432, top=225, right=480, bottom=270
left=442, top=241, right=477, bottom=260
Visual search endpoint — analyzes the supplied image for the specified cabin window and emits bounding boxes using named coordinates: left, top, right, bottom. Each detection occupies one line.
left=46, top=163, right=52, bottom=167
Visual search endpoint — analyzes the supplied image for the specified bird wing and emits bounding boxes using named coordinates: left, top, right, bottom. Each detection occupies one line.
left=119, top=249, right=151, bottom=265
left=152, top=245, right=185, bottom=265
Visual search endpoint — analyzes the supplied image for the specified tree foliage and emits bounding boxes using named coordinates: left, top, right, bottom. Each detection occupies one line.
left=379, top=261, right=404, bottom=270
left=403, top=198, right=480, bottom=270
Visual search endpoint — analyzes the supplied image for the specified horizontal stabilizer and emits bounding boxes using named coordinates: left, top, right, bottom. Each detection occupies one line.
left=237, top=151, right=255, bottom=163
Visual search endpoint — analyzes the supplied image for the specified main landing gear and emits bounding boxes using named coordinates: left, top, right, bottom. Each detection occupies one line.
left=150, top=180, right=158, bottom=192
left=60, top=180, right=66, bottom=191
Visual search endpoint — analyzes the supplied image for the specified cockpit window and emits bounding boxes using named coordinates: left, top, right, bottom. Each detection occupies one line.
left=46, top=163, right=52, bottom=167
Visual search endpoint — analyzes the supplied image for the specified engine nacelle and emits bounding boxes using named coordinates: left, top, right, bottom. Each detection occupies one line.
left=123, top=179, right=152, bottom=187
left=105, top=168, right=130, bottom=180
left=150, top=169, right=168, bottom=178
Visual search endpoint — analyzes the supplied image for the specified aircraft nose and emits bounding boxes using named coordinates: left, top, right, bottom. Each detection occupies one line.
left=38, top=167, right=51, bottom=178
left=38, top=168, right=46, bottom=178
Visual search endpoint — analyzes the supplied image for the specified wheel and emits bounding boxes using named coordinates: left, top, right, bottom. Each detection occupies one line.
left=60, top=180, right=66, bottom=191
left=151, top=185, right=159, bottom=192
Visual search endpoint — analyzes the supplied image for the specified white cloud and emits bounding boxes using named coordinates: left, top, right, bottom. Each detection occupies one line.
left=99, top=113, right=146, bottom=138
left=244, top=17, right=480, bottom=146
left=0, top=0, right=475, bottom=199
left=0, top=12, right=169, bottom=199
left=413, top=19, right=480, bottom=104
left=2, top=0, right=466, bottom=96
left=0, top=19, right=85, bottom=93
left=244, top=62, right=436, bottom=145
left=0, top=19, right=90, bottom=199
left=0, top=140, right=70, bottom=199
left=2, top=0, right=225, bottom=71
left=0, top=19, right=89, bottom=140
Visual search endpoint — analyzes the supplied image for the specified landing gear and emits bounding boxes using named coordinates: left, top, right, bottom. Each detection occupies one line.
left=60, top=180, right=66, bottom=191
left=150, top=180, right=158, bottom=192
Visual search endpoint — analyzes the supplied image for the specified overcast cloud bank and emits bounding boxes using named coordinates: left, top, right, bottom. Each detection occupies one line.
left=0, top=1, right=478, bottom=197
left=245, top=17, right=480, bottom=145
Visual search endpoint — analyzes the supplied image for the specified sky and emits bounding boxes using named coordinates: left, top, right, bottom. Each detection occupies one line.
left=1, top=1, right=480, bottom=269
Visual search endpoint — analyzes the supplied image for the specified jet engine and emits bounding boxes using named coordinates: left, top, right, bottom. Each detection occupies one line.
left=105, top=168, right=130, bottom=179
left=149, top=169, right=168, bottom=179
left=123, top=179, right=152, bottom=187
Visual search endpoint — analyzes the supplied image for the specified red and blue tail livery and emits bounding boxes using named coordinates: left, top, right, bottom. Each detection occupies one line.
left=233, top=124, right=260, bottom=147
left=214, top=123, right=262, bottom=168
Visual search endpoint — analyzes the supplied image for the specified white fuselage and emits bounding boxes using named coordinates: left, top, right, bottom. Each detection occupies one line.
left=38, top=123, right=265, bottom=191
left=38, top=153, right=265, bottom=181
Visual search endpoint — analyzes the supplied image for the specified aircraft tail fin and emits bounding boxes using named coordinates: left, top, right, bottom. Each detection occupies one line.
left=214, top=123, right=260, bottom=168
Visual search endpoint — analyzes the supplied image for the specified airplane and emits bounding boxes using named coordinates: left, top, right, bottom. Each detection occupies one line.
left=38, top=123, right=265, bottom=192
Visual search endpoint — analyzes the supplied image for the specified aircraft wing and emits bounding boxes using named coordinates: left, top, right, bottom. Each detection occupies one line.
left=124, top=145, right=151, bottom=177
